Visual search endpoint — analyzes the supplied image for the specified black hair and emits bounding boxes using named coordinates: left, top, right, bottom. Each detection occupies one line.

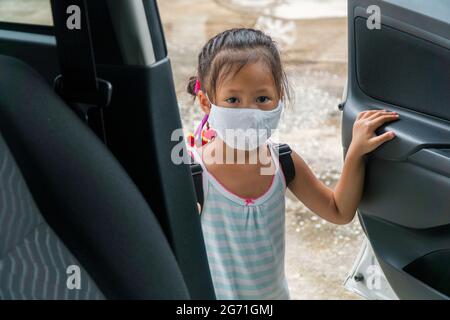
left=187, top=28, right=291, bottom=104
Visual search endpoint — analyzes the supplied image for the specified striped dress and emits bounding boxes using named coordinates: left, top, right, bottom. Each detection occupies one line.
left=189, top=141, right=290, bottom=300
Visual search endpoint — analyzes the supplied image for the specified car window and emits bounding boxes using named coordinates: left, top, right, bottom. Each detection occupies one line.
left=384, top=0, right=450, bottom=23
left=0, top=0, right=53, bottom=26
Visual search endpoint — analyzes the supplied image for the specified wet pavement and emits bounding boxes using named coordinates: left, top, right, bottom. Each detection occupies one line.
left=0, top=0, right=363, bottom=299
left=0, top=0, right=52, bottom=25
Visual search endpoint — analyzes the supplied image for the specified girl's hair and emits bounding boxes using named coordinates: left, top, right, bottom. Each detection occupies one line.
left=187, top=28, right=291, bottom=104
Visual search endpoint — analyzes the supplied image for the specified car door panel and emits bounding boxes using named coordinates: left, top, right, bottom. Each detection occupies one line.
left=343, top=97, right=450, bottom=161
left=354, top=16, right=450, bottom=121
left=363, top=216, right=450, bottom=300
left=360, top=158, right=450, bottom=229
left=0, top=23, right=59, bottom=83
left=344, top=0, right=450, bottom=299
left=409, top=149, right=450, bottom=177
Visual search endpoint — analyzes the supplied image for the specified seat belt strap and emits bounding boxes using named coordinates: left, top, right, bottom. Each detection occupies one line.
left=50, top=0, right=112, bottom=143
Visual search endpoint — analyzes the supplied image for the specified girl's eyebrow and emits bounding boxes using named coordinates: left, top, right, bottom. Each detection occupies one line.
left=223, top=87, right=274, bottom=95
left=225, top=88, right=243, bottom=93
left=253, top=87, right=274, bottom=94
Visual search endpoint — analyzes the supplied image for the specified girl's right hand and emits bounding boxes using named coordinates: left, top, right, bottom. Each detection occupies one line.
left=348, top=110, right=400, bottom=158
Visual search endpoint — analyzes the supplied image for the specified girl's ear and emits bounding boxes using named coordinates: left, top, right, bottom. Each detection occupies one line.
left=198, top=90, right=212, bottom=115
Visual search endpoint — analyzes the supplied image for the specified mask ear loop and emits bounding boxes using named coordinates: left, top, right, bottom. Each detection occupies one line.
left=193, top=79, right=216, bottom=146
left=202, top=93, right=217, bottom=143
left=192, top=78, right=204, bottom=146
left=194, top=114, right=209, bottom=146
left=193, top=79, right=211, bottom=146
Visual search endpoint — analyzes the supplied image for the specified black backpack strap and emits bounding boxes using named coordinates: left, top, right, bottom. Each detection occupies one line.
left=190, top=157, right=204, bottom=213
left=274, top=143, right=296, bottom=187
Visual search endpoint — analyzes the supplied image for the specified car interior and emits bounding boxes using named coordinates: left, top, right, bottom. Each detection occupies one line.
left=0, top=0, right=215, bottom=299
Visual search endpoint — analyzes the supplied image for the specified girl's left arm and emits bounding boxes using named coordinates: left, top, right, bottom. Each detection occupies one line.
left=288, top=110, right=400, bottom=225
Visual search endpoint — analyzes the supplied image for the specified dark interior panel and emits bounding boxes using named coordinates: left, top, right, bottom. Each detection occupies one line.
left=404, top=250, right=450, bottom=297
left=360, top=215, right=450, bottom=299
left=0, top=29, right=59, bottom=83
left=347, top=0, right=450, bottom=300
left=355, top=17, right=450, bottom=121
left=377, top=255, right=448, bottom=300
left=409, top=148, right=450, bottom=176
left=360, top=157, right=450, bottom=229
left=342, top=96, right=450, bottom=161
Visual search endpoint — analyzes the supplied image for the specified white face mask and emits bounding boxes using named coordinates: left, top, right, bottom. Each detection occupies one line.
left=207, top=100, right=284, bottom=151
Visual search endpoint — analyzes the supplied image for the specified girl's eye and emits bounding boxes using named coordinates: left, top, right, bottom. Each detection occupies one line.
left=225, top=97, right=239, bottom=104
left=256, top=96, right=271, bottom=104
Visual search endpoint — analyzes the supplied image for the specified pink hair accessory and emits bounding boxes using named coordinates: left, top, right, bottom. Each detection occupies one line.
left=203, top=128, right=216, bottom=140
left=194, top=78, right=201, bottom=95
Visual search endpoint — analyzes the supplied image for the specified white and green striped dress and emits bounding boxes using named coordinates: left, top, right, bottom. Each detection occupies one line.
left=189, top=141, right=290, bottom=300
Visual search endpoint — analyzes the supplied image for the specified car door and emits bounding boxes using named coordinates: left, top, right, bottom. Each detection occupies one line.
left=0, top=0, right=215, bottom=299
left=342, top=0, right=450, bottom=299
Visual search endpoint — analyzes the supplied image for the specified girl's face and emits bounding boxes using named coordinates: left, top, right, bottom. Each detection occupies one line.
left=199, top=61, right=281, bottom=113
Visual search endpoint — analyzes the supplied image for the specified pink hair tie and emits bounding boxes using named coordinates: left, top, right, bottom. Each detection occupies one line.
left=194, top=78, right=201, bottom=95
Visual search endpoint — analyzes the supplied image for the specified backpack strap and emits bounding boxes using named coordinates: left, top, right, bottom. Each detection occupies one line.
left=190, top=156, right=204, bottom=212
left=274, top=143, right=296, bottom=187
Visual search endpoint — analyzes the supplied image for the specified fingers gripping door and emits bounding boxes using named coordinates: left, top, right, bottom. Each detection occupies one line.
left=344, top=0, right=450, bottom=299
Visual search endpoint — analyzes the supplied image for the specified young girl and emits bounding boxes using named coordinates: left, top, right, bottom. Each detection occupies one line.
left=186, top=28, right=399, bottom=300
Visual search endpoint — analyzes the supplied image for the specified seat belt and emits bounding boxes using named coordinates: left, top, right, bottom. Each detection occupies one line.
left=50, top=0, right=112, bottom=144
left=190, top=143, right=296, bottom=213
